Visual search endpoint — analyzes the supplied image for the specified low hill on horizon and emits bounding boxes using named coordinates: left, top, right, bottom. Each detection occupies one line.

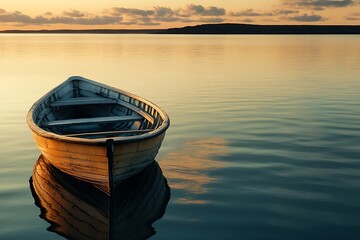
left=157, top=23, right=360, bottom=34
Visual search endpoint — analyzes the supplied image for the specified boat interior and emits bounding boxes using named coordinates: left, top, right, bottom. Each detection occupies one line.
left=33, top=79, right=165, bottom=139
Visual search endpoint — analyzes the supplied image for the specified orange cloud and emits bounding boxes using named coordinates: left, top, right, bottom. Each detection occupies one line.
left=281, top=0, right=356, bottom=10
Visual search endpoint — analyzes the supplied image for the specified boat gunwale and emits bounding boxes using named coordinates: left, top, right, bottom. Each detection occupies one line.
left=26, top=76, right=170, bottom=145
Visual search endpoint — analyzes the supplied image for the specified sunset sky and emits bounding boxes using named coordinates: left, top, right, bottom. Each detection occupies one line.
left=1, top=0, right=360, bottom=30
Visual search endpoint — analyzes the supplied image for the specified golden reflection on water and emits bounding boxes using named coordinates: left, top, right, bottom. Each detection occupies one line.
left=30, top=155, right=170, bottom=240
left=159, top=138, right=227, bottom=204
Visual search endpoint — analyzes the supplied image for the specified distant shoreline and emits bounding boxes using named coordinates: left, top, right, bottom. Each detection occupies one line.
left=0, top=29, right=160, bottom=34
left=1, top=23, right=360, bottom=34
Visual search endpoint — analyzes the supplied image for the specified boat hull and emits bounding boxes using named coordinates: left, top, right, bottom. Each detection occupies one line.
left=27, top=76, right=170, bottom=194
left=31, top=130, right=165, bottom=193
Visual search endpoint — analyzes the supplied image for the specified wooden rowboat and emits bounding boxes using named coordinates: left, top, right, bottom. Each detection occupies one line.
left=30, top=155, right=170, bottom=240
left=27, top=76, right=170, bottom=194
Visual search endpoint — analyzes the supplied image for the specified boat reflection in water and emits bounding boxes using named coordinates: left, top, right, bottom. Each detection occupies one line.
left=30, top=155, right=170, bottom=240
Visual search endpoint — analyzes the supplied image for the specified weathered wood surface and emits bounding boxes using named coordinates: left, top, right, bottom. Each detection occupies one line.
left=42, top=115, right=143, bottom=127
left=50, top=96, right=117, bottom=107
left=32, top=131, right=110, bottom=192
left=116, top=98, right=155, bottom=124
left=32, top=130, right=165, bottom=193
left=65, top=129, right=152, bottom=138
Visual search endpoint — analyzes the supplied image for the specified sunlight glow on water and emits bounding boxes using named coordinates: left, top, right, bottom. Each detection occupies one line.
left=0, top=34, right=359, bottom=239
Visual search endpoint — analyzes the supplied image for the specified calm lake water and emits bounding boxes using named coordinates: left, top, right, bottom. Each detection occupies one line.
left=0, top=34, right=360, bottom=239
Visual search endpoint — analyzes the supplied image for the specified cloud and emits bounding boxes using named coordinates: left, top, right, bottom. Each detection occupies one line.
left=185, top=4, right=226, bottom=16
left=154, top=6, right=175, bottom=17
left=108, top=4, right=225, bottom=20
left=137, top=17, right=161, bottom=26
left=198, top=17, right=225, bottom=23
left=48, top=16, right=121, bottom=25
left=0, top=9, right=121, bottom=25
left=274, top=10, right=300, bottom=15
left=0, top=10, right=32, bottom=23
left=346, top=16, right=360, bottom=20
left=345, top=12, right=360, bottom=20
left=230, top=8, right=300, bottom=18
left=105, top=5, right=225, bottom=26
left=229, top=9, right=273, bottom=17
left=62, top=9, right=86, bottom=18
left=282, top=0, right=356, bottom=10
left=288, top=13, right=324, bottom=21
left=43, top=12, right=53, bottom=17
left=110, top=7, right=154, bottom=17
left=241, top=18, right=255, bottom=23
left=107, top=6, right=179, bottom=25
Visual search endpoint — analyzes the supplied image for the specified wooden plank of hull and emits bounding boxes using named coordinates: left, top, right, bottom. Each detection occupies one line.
left=111, top=133, right=165, bottom=184
left=112, top=148, right=160, bottom=182
left=113, top=133, right=165, bottom=155
left=32, top=132, right=107, bottom=156
left=32, top=131, right=110, bottom=193
left=33, top=145, right=109, bottom=168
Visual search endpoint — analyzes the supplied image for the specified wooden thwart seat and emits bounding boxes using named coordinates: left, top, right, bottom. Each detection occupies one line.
left=50, top=97, right=117, bottom=107
left=42, top=115, right=143, bottom=127
left=50, top=97, right=155, bottom=125
left=65, top=129, right=152, bottom=138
